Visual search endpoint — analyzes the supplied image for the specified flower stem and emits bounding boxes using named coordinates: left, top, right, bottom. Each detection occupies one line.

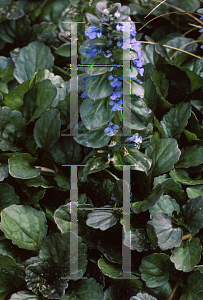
left=112, top=111, right=121, bottom=144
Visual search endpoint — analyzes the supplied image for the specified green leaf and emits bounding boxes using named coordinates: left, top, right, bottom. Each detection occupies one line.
left=139, top=253, right=172, bottom=288
left=39, top=232, right=87, bottom=278
left=182, top=196, right=203, bottom=234
left=9, top=291, right=39, bottom=300
left=8, top=155, right=41, bottom=179
left=14, top=41, right=54, bottom=83
left=0, top=183, right=20, bottom=211
left=33, top=109, right=61, bottom=150
left=170, top=238, right=202, bottom=272
left=83, top=56, right=112, bottom=76
left=0, top=106, right=26, bottom=145
left=72, top=278, right=104, bottom=300
left=25, top=260, right=69, bottom=299
left=0, top=254, right=25, bottom=293
left=175, top=145, right=203, bottom=168
left=131, top=293, right=157, bottom=300
left=180, top=271, right=203, bottom=300
left=37, top=0, right=70, bottom=23
left=149, top=195, right=180, bottom=218
left=73, top=122, right=111, bottom=148
left=55, top=42, right=70, bottom=57
left=23, top=79, right=57, bottom=122
left=86, top=13, right=101, bottom=26
left=160, top=102, right=191, bottom=139
left=130, top=80, right=145, bottom=98
left=0, top=204, right=47, bottom=250
left=50, top=136, right=82, bottom=165
left=86, top=206, right=119, bottom=231
left=132, top=184, right=163, bottom=214
left=124, top=228, right=149, bottom=252
left=85, top=73, right=114, bottom=101
left=145, top=138, right=180, bottom=177
left=0, top=164, right=8, bottom=182
left=80, top=97, right=114, bottom=130
left=54, top=173, right=70, bottom=190
left=78, top=151, right=109, bottom=182
left=120, top=96, right=153, bottom=131
left=112, top=146, right=152, bottom=172
left=186, top=185, right=203, bottom=198
left=155, top=42, right=170, bottom=61
left=148, top=213, right=183, bottom=250
left=3, top=80, right=31, bottom=111
left=170, top=169, right=203, bottom=185
left=98, top=257, right=122, bottom=278
left=151, top=68, right=169, bottom=102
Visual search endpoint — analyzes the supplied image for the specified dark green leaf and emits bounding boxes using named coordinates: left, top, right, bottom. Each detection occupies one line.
left=139, top=253, right=172, bottom=288
left=0, top=205, right=47, bottom=250
left=0, top=183, right=20, bottom=211
left=73, top=122, right=111, bottom=148
left=145, top=138, right=180, bottom=177
left=8, top=155, right=41, bottom=179
left=0, top=254, right=25, bottom=293
left=170, top=238, right=202, bottom=272
left=85, top=73, right=114, bottom=101
left=39, top=232, right=87, bottom=278
left=23, top=79, right=57, bottom=122
left=182, top=196, right=203, bottom=233
left=160, top=102, right=191, bottom=139
left=186, top=185, right=203, bottom=198
left=124, top=228, right=149, bottom=252
left=33, top=109, right=61, bottom=150
left=50, top=136, right=82, bottom=165
left=132, top=184, right=163, bottom=214
left=149, top=195, right=180, bottom=218
left=175, top=145, right=203, bottom=168
left=80, top=97, right=114, bottom=130
left=55, top=42, right=70, bottom=57
left=170, top=169, right=203, bottom=185
left=86, top=205, right=119, bottom=231
left=180, top=271, right=203, bottom=300
left=14, top=41, right=54, bottom=83
left=72, top=278, right=104, bottom=300
left=98, top=257, right=122, bottom=278
left=0, top=163, right=8, bottom=181
left=148, top=213, right=183, bottom=250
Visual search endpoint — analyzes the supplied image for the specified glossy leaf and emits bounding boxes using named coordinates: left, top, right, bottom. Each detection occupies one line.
left=160, top=102, right=191, bottom=140
left=80, top=97, right=114, bottom=130
left=175, top=145, right=203, bottom=168
left=124, top=229, right=149, bottom=252
left=14, top=41, right=54, bottom=83
left=180, top=271, right=203, bottom=300
left=98, top=257, right=122, bottom=278
left=73, top=278, right=104, bottom=300
left=170, top=169, right=203, bottom=185
left=148, top=213, right=183, bottom=250
left=145, top=138, right=181, bottom=177
left=0, top=205, right=47, bottom=250
left=182, top=196, right=203, bottom=234
left=73, top=122, right=110, bottom=148
left=170, top=238, right=202, bottom=272
left=139, top=253, right=172, bottom=288
left=86, top=205, right=119, bottom=231
left=149, top=195, right=180, bottom=218
left=85, top=73, right=114, bottom=101
left=0, top=183, right=20, bottom=211
left=132, top=184, right=163, bottom=214
left=23, top=79, right=57, bottom=122
left=33, top=109, right=61, bottom=149
left=0, top=254, right=25, bottom=293
left=186, top=185, right=203, bottom=198
left=8, top=155, right=41, bottom=179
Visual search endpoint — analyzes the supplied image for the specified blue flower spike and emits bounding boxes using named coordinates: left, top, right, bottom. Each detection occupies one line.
left=125, top=133, right=142, bottom=148
left=104, top=122, right=119, bottom=136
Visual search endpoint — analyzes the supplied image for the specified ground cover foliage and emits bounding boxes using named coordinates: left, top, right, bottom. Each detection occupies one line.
left=0, top=0, right=203, bottom=299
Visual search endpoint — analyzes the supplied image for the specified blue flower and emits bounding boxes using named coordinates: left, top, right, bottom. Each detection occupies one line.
left=85, top=25, right=102, bottom=39
left=86, top=45, right=102, bottom=57
left=81, top=91, right=88, bottom=98
left=109, top=98, right=125, bottom=111
left=125, top=133, right=142, bottom=145
left=83, top=77, right=88, bottom=86
left=108, top=74, right=123, bottom=87
left=110, top=87, right=123, bottom=100
left=103, top=49, right=112, bottom=58
left=133, top=59, right=144, bottom=68
left=104, top=122, right=119, bottom=136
